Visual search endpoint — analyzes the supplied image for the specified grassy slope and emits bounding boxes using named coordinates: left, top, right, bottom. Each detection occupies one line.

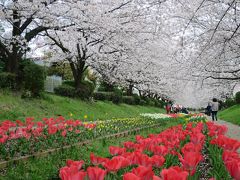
left=219, top=105, right=240, bottom=126
left=0, top=90, right=164, bottom=122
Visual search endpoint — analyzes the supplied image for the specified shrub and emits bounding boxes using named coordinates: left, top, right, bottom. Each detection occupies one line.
left=82, top=81, right=95, bottom=93
left=54, top=85, right=76, bottom=98
left=122, top=96, right=135, bottom=105
left=143, top=98, right=155, bottom=106
left=139, top=100, right=147, bottom=105
left=23, top=62, right=45, bottom=97
left=112, top=88, right=123, bottom=104
left=133, top=94, right=141, bottom=105
left=224, top=98, right=236, bottom=108
left=0, top=72, right=16, bottom=89
left=63, top=80, right=75, bottom=87
left=93, top=92, right=113, bottom=101
left=75, top=81, right=95, bottom=100
left=55, top=81, right=95, bottom=100
left=235, top=92, right=240, bottom=104
left=98, top=81, right=114, bottom=92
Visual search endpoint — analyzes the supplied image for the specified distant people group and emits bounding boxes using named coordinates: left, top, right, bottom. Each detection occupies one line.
left=205, top=98, right=220, bottom=121
left=165, top=102, right=189, bottom=114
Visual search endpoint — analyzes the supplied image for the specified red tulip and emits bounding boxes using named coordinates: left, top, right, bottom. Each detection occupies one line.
left=181, top=142, right=202, bottom=154
left=90, top=153, right=109, bottom=166
left=132, top=166, right=154, bottom=180
left=109, top=146, right=126, bottom=155
left=222, top=151, right=240, bottom=163
left=59, top=166, right=86, bottom=180
left=123, top=173, right=141, bottom=180
left=0, top=134, right=8, bottom=144
left=151, top=155, right=165, bottom=167
left=190, top=133, right=205, bottom=145
left=103, top=156, right=130, bottom=172
left=152, top=145, right=168, bottom=156
left=16, top=119, right=24, bottom=126
left=179, top=151, right=203, bottom=175
left=161, top=166, right=189, bottom=180
left=124, top=141, right=136, bottom=149
left=61, top=130, right=67, bottom=137
left=66, top=160, right=84, bottom=170
left=133, top=153, right=152, bottom=167
left=48, top=125, right=58, bottom=135
left=153, top=175, right=162, bottom=180
left=211, top=135, right=240, bottom=152
left=225, top=159, right=240, bottom=180
left=87, top=167, right=107, bottom=180
left=136, top=135, right=144, bottom=142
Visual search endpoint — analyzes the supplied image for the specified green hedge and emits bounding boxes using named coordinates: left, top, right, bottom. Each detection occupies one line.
left=93, top=92, right=114, bottom=101
left=0, top=72, right=16, bottom=89
left=54, top=85, right=76, bottom=98
left=235, top=91, right=240, bottom=104
left=23, top=62, right=45, bottom=97
left=122, top=96, right=135, bottom=105
left=55, top=80, right=95, bottom=100
left=54, top=85, right=94, bottom=100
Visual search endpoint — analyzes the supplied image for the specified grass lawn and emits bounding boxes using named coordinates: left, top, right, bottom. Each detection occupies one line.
left=219, top=105, right=240, bottom=126
left=0, top=120, right=179, bottom=180
left=0, top=90, right=165, bottom=122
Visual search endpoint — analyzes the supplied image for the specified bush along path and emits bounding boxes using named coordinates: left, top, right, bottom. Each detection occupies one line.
left=58, top=120, right=240, bottom=180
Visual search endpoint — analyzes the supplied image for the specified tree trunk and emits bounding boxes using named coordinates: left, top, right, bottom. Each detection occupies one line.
left=6, top=55, right=19, bottom=74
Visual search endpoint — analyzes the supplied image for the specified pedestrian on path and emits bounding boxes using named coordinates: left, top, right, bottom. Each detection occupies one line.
left=211, top=98, right=219, bottom=121
left=165, top=102, right=171, bottom=114
left=206, top=102, right=212, bottom=116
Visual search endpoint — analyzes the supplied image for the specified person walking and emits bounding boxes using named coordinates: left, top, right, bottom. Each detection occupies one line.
left=165, top=102, right=171, bottom=114
left=211, top=98, right=219, bottom=121
left=206, top=102, right=212, bottom=116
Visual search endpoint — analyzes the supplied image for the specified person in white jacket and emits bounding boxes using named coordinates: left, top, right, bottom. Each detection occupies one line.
left=211, top=98, right=220, bottom=121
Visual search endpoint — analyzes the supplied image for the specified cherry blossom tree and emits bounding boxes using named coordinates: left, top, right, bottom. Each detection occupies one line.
left=0, top=0, right=77, bottom=79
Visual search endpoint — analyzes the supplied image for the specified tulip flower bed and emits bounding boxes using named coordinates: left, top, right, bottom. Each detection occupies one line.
left=140, top=113, right=172, bottom=119
left=59, top=121, right=240, bottom=180
left=140, top=113, right=205, bottom=121
left=0, top=116, right=167, bottom=161
left=206, top=122, right=240, bottom=180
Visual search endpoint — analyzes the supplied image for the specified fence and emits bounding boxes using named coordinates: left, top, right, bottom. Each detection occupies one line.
left=44, top=75, right=62, bottom=93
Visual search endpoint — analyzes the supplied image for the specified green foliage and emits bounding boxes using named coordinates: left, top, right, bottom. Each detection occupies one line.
left=207, top=144, right=232, bottom=180
left=122, top=96, right=135, bottom=105
left=93, top=92, right=114, bottom=101
left=62, top=80, right=75, bottom=87
left=235, top=91, right=240, bottom=104
left=0, top=72, right=16, bottom=89
left=133, top=94, right=141, bottom=105
left=47, top=62, right=73, bottom=80
left=112, top=88, right=123, bottom=104
left=98, top=81, right=114, bottom=92
left=224, top=98, right=236, bottom=108
left=76, top=81, right=95, bottom=100
left=22, top=62, right=45, bottom=97
left=139, top=99, right=147, bottom=105
left=55, top=81, right=95, bottom=100
left=54, top=85, right=76, bottom=98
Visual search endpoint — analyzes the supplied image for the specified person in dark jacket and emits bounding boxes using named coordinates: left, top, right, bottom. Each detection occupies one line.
left=206, top=102, right=212, bottom=116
